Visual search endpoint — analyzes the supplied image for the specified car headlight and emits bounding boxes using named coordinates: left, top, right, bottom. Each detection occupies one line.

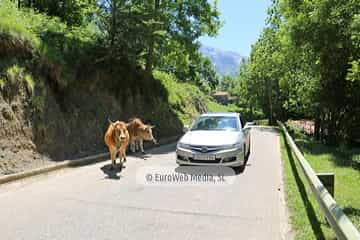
left=177, top=142, right=190, bottom=149
left=220, top=143, right=242, bottom=150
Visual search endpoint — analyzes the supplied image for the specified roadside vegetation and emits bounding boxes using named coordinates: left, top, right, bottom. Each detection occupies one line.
left=0, top=0, right=233, bottom=174
left=155, top=71, right=240, bottom=125
left=222, top=0, right=360, bottom=146
left=280, top=123, right=360, bottom=239
left=225, top=2, right=360, bottom=234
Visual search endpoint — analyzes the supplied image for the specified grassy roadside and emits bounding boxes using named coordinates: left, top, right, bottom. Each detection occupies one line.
left=280, top=126, right=360, bottom=239
left=155, top=70, right=240, bottom=125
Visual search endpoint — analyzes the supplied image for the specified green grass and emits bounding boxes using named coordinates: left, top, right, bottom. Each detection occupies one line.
left=154, top=70, right=236, bottom=125
left=1, top=63, right=36, bottom=96
left=0, top=0, right=99, bottom=84
left=255, top=119, right=270, bottom=126
left=280, top=125, right=360, bottom=240
left=0, top=1, right=40, bottom=48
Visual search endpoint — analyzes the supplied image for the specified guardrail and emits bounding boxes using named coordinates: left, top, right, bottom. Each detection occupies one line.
left=278, top=121, right=360, bottom=240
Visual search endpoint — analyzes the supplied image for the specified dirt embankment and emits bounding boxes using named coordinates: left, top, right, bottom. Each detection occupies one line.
left=0, top=40, right=183, bottom=176
left=0, top=75, right=183, bottom=175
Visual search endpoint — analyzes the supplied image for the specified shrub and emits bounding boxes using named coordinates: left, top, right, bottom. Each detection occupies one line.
left=2, top=64, right=35, bottom=96
left=6, top=64, right=24, bottom=84
left=24, top=73, right=34, bottom=94
left=0, top=78, right=5, bottom=90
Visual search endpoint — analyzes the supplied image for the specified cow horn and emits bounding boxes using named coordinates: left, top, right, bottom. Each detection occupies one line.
left=108, top=118, right=114, bottom=124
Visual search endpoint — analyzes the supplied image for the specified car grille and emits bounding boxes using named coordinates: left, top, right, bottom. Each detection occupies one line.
left=189, top=145, right=221, bottom=153
left=189, top=158, right=221, bottom=164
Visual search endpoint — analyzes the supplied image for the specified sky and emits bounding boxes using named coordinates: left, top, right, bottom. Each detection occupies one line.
left=200, top=0, right=271, bottom=57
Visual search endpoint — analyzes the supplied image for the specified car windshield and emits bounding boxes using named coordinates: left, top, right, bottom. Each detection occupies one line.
left=191, top=116, right=239, bottom=131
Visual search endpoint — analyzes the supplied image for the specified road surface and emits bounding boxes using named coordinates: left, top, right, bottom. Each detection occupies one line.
left=0, top=127, right=291, bottom=240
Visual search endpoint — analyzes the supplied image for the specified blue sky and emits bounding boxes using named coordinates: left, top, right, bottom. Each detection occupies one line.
left=200, top=0, right=271, bottom=56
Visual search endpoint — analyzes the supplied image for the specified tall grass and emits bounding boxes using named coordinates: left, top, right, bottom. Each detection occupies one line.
left=154, top=71, right=236, bottom=125
left=282, top=123, right=360, bottom=239
left=0, top=0, right=40, bottom=48
left=0, top=0, right=100, bottom=64
left=1, top=64, right=35, bottom=96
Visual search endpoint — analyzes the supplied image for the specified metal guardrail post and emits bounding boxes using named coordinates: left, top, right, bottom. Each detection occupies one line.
left=278, top=121, right=360, bottom=240
left=317, top=173, right=335, bottom=198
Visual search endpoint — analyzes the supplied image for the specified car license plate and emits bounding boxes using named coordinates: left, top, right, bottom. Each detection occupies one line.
left=193, top=154, right=216, bottom=161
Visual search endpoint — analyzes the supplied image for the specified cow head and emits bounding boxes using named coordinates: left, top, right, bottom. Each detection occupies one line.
left=112, top=121, right=128, bottom=143
left=141, top=125, right=157, bottom=144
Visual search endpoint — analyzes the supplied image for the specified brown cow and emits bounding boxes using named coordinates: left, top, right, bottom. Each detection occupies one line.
left=104, top=119, right=130, bottom=168
left=127, top=118, right=157, bottom=153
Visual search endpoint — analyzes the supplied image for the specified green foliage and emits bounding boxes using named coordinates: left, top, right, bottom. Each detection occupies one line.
left=154, top=70, right=232, bottom=125
left=347, top=59, right=360, bottom=82
left=6, top=64, right=23, bottom=84
left=280, top=132, right=334, bottom=239
left=0, top=78, right=5, bottom=90
left=1, top=63, right=35, bottom=96
left=0, top=0, right=101, bottom=90
left=0, top=0, right=100, bottom=61
left=282, top=123, right=360, bottom=239
left=0, top=0, right=40, bottom=47
left=24, top=73, right=34, bottom=94
left=98, top=0, right=221, bottom=77
left=232, top=0, right=360, bottom=144
left=159, top=42, right=220, bottom=91
left=1, top=0, right=226, bottom=132
left=16, top=0, right=98, bottom=26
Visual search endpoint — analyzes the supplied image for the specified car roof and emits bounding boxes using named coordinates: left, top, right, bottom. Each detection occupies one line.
left=200, top=112, right=239, bottom=117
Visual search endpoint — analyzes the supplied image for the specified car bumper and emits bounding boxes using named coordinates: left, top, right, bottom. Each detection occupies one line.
left=176, top=147, right=245, bottom=167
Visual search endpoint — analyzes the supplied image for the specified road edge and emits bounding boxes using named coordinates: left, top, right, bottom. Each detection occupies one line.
left=0, top=135, right=180, bottom=185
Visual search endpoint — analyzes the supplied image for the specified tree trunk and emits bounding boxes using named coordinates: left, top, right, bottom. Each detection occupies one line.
left=314, top=117, right=320, bottom=141
left=266, top=78, right=274, bottom=125
left=145, top=0, right=160, bottom=76
left=109, top=0, right=117, bottom=72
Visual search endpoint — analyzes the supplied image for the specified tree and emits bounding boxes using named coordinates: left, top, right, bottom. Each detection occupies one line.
left=15, top=0, right=97, bottom=26
left=237, top=0, right=360, bottom=143
left=98, top=0, right=221, bottom=77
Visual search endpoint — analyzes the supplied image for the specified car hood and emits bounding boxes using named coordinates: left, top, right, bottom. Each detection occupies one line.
left=180, top=130, right=242, bottom=146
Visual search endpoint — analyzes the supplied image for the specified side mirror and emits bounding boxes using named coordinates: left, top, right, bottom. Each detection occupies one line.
left=183, top=125, right=189, bottom=133
left=244, top=122, right=255, bottom=129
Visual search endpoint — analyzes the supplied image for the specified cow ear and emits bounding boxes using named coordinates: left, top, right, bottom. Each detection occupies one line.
left=142, top=126, right=147, bottom=130
left=149, top=125, right=155, bottom=129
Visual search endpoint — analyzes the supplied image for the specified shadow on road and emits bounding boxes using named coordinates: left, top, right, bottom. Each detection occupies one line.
left=255, top=127, right=280, bottom=136
left=100, top=163, right=125, bottom=180
left=174, top=165, right=242, bottom=176
left=147, top=143, right=176, bottom=155
left=127, top=143, right=176, bottom=160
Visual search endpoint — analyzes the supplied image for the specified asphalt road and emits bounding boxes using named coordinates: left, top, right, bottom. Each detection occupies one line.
left=0, top=127, right=291, bottom=240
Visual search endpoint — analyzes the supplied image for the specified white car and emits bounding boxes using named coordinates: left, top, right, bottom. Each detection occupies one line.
left=176, top=112, right=251, bottom=171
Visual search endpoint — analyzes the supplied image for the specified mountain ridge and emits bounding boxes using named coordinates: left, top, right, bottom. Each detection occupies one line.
left=200, top=45, right=244, bottom=77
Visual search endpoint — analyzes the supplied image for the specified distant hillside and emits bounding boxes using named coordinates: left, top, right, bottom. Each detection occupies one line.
left=200, top=45, right=244, bottom=77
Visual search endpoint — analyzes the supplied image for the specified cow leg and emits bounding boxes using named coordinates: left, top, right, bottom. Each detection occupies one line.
left=110, top=147, right=116, bottom=168
left=117, top=149, right=123, bottom=166
left=122, top=147, right=127, bottom=163
left=139, top=139, right=145, bottom=154
left=134, top=141, right=138, bottom=151
left=118, top=147, right=127, bottom=168
left=130, top=141, right=136, bottom=153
